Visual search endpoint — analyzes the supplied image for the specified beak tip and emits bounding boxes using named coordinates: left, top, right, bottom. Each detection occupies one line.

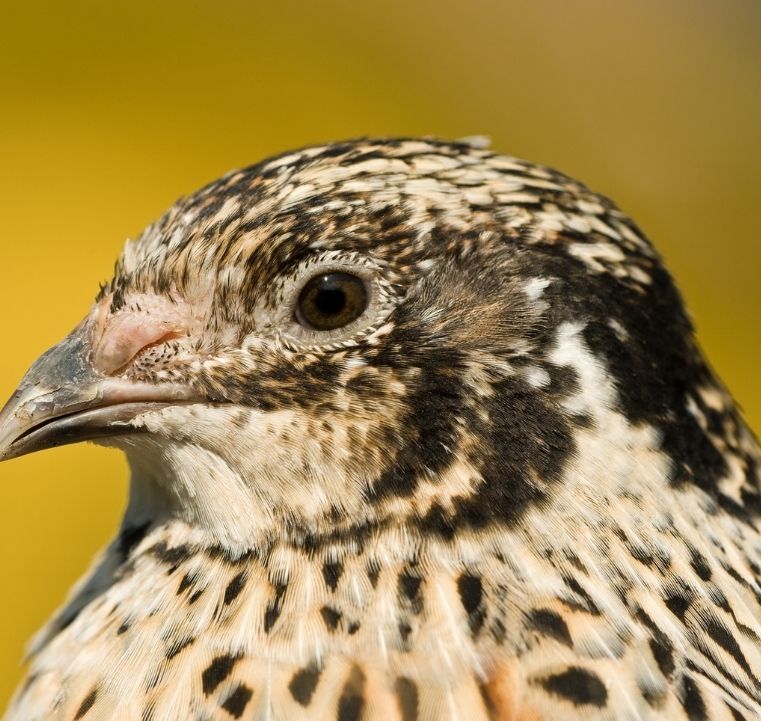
left=0, top=323, right=200, bottom=464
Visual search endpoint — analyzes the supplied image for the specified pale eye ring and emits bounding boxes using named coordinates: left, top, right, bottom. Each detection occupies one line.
left=295, top=272, right=369, bottom=331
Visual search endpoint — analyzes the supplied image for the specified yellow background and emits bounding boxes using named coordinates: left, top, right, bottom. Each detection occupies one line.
left=1, top=0, right=759, bottom=704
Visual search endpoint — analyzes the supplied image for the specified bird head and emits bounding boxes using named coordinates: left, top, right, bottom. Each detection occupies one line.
left=0, top=138, right=742, bottom=550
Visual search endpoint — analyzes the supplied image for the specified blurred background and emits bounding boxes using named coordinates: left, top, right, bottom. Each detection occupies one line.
left=1, top=0, right=759, bottom=704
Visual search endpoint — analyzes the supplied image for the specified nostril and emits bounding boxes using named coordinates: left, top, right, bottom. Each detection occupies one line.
left=110, top=329, right=185, bottom=376
left=94, top=320, right=186, bottom=376
left=92, top=298, right=190, bottom=376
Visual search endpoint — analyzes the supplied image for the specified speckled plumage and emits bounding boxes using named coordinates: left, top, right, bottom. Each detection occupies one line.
left=2, top=137, right=761, bottom=720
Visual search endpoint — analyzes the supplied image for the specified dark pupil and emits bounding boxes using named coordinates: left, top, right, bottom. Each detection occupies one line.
left=314, top=283, right=347, bottom=316
left=297, top=271, right=368, bottom=331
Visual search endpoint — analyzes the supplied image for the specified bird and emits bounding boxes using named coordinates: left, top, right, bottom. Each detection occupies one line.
left=1, top=136, right=760, bottom=721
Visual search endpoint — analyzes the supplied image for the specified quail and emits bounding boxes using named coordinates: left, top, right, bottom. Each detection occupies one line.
left=1, top=138, right=760, bottom=721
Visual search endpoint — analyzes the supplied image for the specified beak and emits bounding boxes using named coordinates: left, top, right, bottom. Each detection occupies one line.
left=0, top=318, right=196, bottom=462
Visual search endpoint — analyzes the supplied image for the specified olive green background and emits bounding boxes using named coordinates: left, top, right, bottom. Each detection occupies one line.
left=1, top=0, right=759, bottom=704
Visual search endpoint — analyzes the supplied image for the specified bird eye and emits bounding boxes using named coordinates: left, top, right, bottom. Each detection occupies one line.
left=295, top=272, right=369, bottom=331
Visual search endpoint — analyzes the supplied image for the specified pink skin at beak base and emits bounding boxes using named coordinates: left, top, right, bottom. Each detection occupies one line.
left=0, top=294, right=203, bottom=461
left=91, top=293, right=193, bottom=376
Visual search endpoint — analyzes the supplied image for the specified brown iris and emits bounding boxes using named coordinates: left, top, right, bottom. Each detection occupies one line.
left=296, top=272, right=369, bottom=331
